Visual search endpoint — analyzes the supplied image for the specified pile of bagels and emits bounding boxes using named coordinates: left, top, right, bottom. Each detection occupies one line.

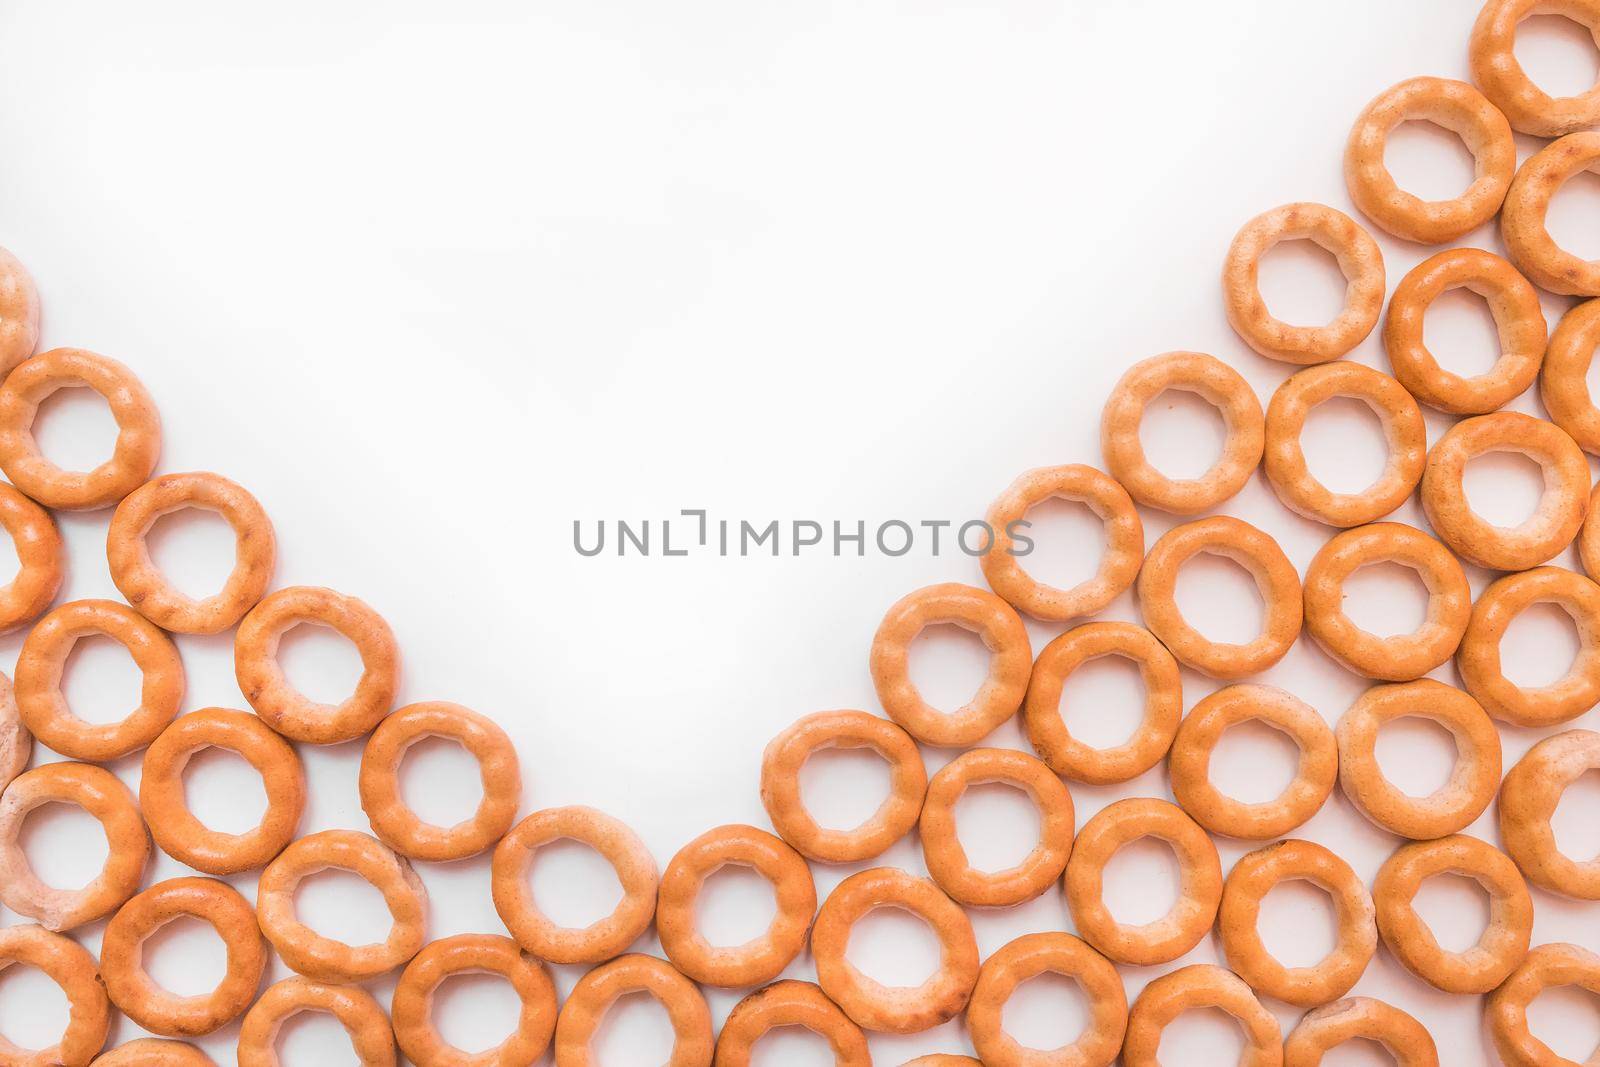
left=7, top=0, right=1600, bottom=1064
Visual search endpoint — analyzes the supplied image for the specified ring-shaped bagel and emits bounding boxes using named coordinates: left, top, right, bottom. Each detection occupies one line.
left=91, top=1041, right=216, bottom=1066
left=1383, top=248, right=1545, bottom=415
left=981, top=464, right=1143, bottom=620
left=1472, top=0, right=1600, bottom=136
left=1420, top=412, right=1589, bottom=571
left=1345, top=77, right=1515, bottom=243
left=237, top=977, right=396, bottom=1067
left=491, top=806, right=658, bottom=966
left=1500, top=730, right=1600, bottom=898
left=917, top=747, right=1074, bottom=907
left=391, top=933, right=557, bottom=1067
left=1101, top=351, right=1263, bottom=513
left=869, top=583, right=1031, bottom=747
left=140, top=707, right=305, bottom=875
left=1223, top=203, right=1385, bottom=365
left=713, top=981, right=870, bottom=1067
left=1541, top=298, right=1600, bottom=454
left=1063, top=798, right=1222, bottom=966
left=16, top=598, right=184, bottom=761
left=235, top=585, right=399, bottom=744
left=1302, top=523, right=1471, bottom=680
left=1284, top=997, right=1438, bottom=1067
left=1123, top=964, right=1281, bottom=1067
left=552, top=954, right=712, bottom=1067
left=811, top=867, right=979, bottom=1034
left=0, top=482, right=62, bottom=635
left=1373, top=834, right=1532, bottom=994
left=1263, top=362, right=1425, bottom=527
left=1169, top=684, right=1336, bottom=840
left=966, top=932, right=1127, bottom=1067
left=1503, top=132, right=1600, bottom=295
left=100, top=877, right=266, bottom=1037
left=1218, top=839, right=1377, bottom=1007
left=256, top=829, right=428, bottom=982
left=1488, top=942, right=1600, bottom=1067
left=1336, top=679, right=1501, bottom=840
left=1458, top=566, right=1600, bottom=726
left=656, top=823, right=815, bottom=988
left=107, top=472, right=275, bottom=634
left=0, top=924, right=110, bottom=1067
left=759, top=710, right=927, bottom=863
left=0, top=348, right=160, bottom=510
left=358, top=701, right=520, bottom=861
left=1137, top=516, right=1303, bottom=679
left=0, top=762, right=149, bottom=931
left=1022, top=621, right=1182, bottom=784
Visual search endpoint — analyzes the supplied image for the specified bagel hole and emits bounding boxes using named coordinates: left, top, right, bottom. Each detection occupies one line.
left=748, top=1026, right=839, bottom=1065
left=1382, top=120, right=1478, bottom=203
left=1013, top=496, right=1107, bottom=593
left=1528, top=980, right=1600, bottom=1064
left=0, top=962, right=72, bottom=1057
left=952, top=780, right=1042, bottom=874
left=1462, top=450, right=1546, bottom=529
left=1515, top=13, right=1600, bottom=101
left=1412, top=872, right=1491, bottom=953
left=398, top=735, right=485, bottom=830
left=1058, top=652, right=1145, bottom=750
left=145, top=506, right=239, bottom=602
left=31, top=385, right=118, bottom=474
left=1138, top=389, right=1226, bottom=482
left=277, top=621, right=365, bottom=705
left=18, top=800, right=109, bottom=890
left=844, top=904, right=942, bottom=988
left=1101, top=835, right=1182, bottom=927
left=1001, top=971, right=1090, bottom=1052
left=1319, top=1038, right=1398, bottom=1066
left=60, top=633, right=144, bottom=726
left=1553, top=769, right=1600, bottom=862
left=294, top=867, right=395, bottom=948
left=142, top=914, right=229, bottom=997
left=1338, top=561, right=1430, bottom=640
left=695, top=862, right=778, bottom=948
left=434, top=970, right=523, bottom=1055
left=527, top=838, right=625, bottom=930
left=798, top=746, right=893, bottom=833
left=1156, top=1005, right=1247, bottom=1064
left=1422, top=287, right=1504, bottom=380
left=1257, top=239, right=1347, bottom=328
left=591, top=990, right=676, bottom=1065
left=1257, top=878, right=1339, bottom=970
left=1547, top=166, right=1600, bottom=268
left=1172, top=553, right=1265, bottom=646
left=1300, top=396, right=1389, bottom=495
left=1375, top=716, right=1458, bottom=799
left=182, top=744, right=269, bottom=835
left=907, top=622, right=993, bottom=714
left=1500, top=600, right=1582, bottom=688
left=277, top=1008, right=365, bottom=1066
left=1208, top=718, right=1301, bottom=804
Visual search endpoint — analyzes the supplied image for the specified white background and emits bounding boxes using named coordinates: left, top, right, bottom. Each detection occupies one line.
left=0, top=1, right=1599, bottom=1063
